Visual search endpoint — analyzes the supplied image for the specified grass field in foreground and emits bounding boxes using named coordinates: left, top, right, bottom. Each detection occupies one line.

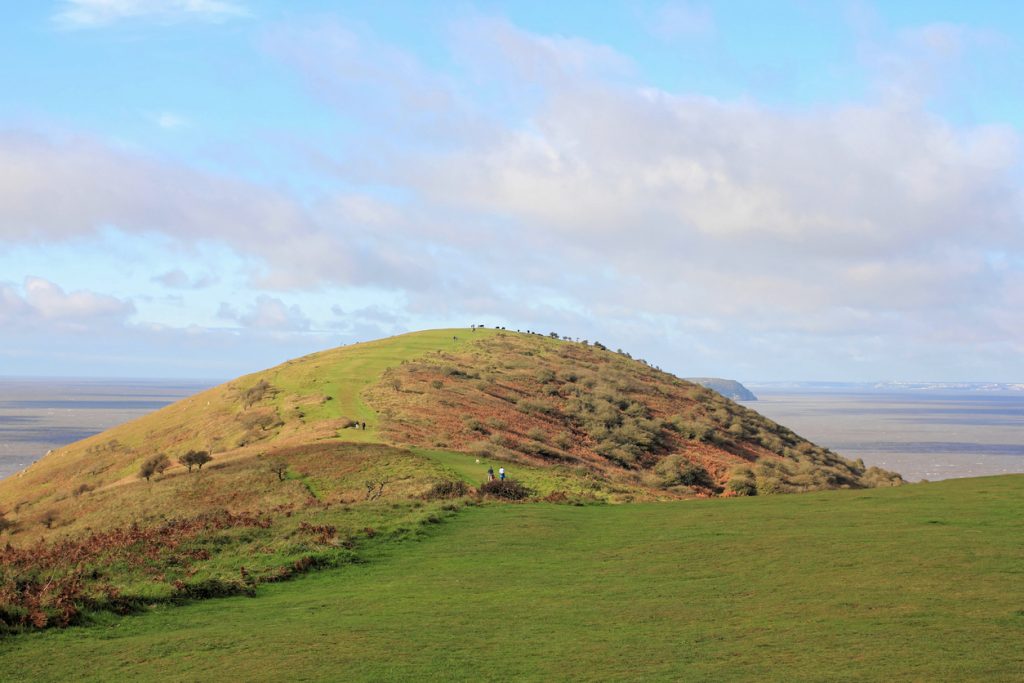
left=2, top=475, right=1022, bottom=682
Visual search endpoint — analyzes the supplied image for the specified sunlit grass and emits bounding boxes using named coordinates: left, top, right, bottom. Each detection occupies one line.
left=3, top=475, right=1021, bottom=681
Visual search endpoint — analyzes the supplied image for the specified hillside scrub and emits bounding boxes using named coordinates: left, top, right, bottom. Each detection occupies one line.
left=179, top=450, right=212, bottom=472
left=364, top=332, right=901, bottom=495
left=0, top=441, right=471, bottom=634
left=0, top=497, right=465, bottom=634
left=139, top=454, right=171, bottom=482
left=478, top=479, right=533, bottom=501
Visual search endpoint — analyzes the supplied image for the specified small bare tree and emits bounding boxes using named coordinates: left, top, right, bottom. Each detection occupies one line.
left=40, top=510, right=58, bottom=529
left=364, top=477, right=391, bottom=500
left=270, top=461, right=289, bottom=481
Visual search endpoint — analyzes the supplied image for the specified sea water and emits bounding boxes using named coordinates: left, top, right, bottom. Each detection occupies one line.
left=0, top=379, right=213, bottom=480
left=749, top=386, right=1024, bottom=482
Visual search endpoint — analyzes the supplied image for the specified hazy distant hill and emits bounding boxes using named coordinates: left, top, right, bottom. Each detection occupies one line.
left=685, top=377, right=758, bottom=401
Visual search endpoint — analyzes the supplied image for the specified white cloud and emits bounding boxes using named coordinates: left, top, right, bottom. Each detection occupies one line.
left=0, top=277, right=134, bottom=330
left=218, top=296, right=310, bottom=331
left=55, top=0, right=247, bottom=28
left=0, top=130, right=433, bottom=291
left=152, top=269, right=216, bottom=289
left=5, top=16, right=1024, bottom=380
left=269, top=18, right=1024, bottom=364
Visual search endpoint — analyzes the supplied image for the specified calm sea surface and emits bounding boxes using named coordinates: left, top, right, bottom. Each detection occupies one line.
left=749, top=389, right=1024, bottom=482
left=0, top=379, right=214, bottom=481
left=0, top=380, right=1021, bottom=483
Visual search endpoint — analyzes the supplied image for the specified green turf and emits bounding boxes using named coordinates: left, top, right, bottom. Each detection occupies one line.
left=2, top=475, right=1022, bottom=681
left=412, top=447, right=491, bottom=483
left=413, top=447, right=622, bottom=499
left=269, top=328, right=495, bottom=441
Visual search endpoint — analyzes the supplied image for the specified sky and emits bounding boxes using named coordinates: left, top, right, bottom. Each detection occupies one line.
left=1, top=1, right=1022, bottom=382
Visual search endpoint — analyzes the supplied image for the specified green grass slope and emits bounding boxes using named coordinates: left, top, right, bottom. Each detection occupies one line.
left=0, top=329, right=493, bottom=539
left=2, top=475, right=1021, bottom=681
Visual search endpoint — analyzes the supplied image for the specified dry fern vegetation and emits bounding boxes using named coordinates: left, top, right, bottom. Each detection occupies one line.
left=0, top=328, right=902, bottom=633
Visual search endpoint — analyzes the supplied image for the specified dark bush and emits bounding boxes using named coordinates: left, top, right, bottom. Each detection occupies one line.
left=425, top=480, right=470, bottom=499
left=172, top=578, right=254, bottom=600
left=478, top=478, right=533, bottom=501
left=139, top=454, right=171, bottom=481
left=654, top=455, right=715, bottom=489
left=241, top=380, right=275, bottom=408
left=238, top=411, right=283, bottom=432
left=73, top=483, right=95, bottom=497
left=179, top=450, right=213, bottom=472
left=726, top=466, right=757, bottom=496
left=517, top=399, right=555, bottom=416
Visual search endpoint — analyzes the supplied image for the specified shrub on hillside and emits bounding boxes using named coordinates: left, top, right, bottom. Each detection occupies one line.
left=73, top=483, right=95, bottom=497
left=179, top=450, right=213, bottom=473
left=425, top=480, right=471, bottom=500
left=726, top=466, right=757, bottom=496
left=238, top=411, right=283, bottom=432
left=39, top=511, right=58, bottom=529
left=517, top=399, right=555, bottom=416
left=269, top=461, right=289, bottom=481
left=753, top=460, right=792, bottom=495
left=139, top=454, right=171, bottom=481
left=861, top=466, right=905, bottom=488
left=478, top=478, right=533, bottom=501
left=526, top=427, right=547, bottom=442
left=535, top=369, right=556, bottom=384
left=552, top=432, right=573, bottom=450
left=654, top=455, right=715, bottom=489
left=241, top=380, right=275, bottom=408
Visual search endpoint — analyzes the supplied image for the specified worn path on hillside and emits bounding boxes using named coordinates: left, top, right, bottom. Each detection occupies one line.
left=270, top=328, right=496, bottom=443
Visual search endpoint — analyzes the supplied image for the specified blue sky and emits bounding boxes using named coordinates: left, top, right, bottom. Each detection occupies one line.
left=1, top=1, right=1022, bottom=382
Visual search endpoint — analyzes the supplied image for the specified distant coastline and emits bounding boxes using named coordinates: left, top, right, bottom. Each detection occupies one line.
left=750, top=385, right=1024, bottom=482
left=0, top=378, right=215, bottom=480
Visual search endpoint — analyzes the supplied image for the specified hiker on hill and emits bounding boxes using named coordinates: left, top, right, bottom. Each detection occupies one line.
left=487, top=466, right=495, bottom=481
left=499, top=467, right=506, bottom=481
left=361, top=421, right=366, bottom=430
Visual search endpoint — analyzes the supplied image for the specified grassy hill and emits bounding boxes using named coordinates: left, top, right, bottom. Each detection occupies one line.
left=1, top=475, right=1021, bottom=681
left=0, top=328, right=902, bottom=631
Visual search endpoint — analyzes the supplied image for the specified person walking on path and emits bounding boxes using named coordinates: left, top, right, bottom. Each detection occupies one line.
left=499, top=467, right=506, bottom=481
left=361, top=421, right=366, bottom=430
left=487, top=466, right=495, bottom=481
